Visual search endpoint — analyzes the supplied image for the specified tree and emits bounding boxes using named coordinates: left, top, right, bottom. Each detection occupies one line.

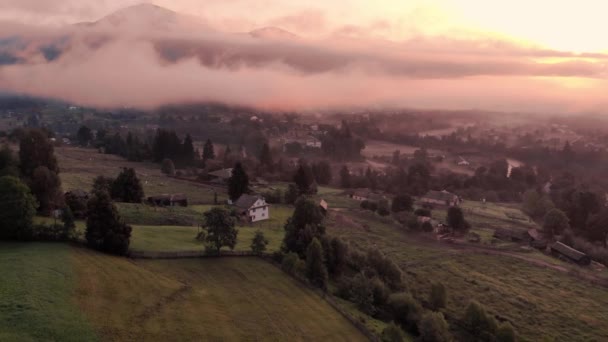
left=326, top=237, right=349, bottom=276
left=282, top=197, right=326, bottom=256
left=419, top=312, right=452, bottom=342
left=462, top=301, right=498, bottom=340
left=65, top=191, right=88, bottom=219
left=381, top=322, right=407, bottom=342
left=61, top=206, right=76, bottom=240
left=543, top=208, right=570, bottom=238
left=306, top=238, right=328, bottom=289
left=392, top=194, right=414, bottom=213
left=293, top=162, right=316, bottom=195
left=251, top=230, right=269, bottom=253
left=30, top=166, right=63, bottom=214
left=340, top=165, right=351, bottom=188
left=586, top=209, right=608, bottom=247
left=259, top=143, right=273, bottom=168
left=0, top=144, right=19, bottom=177
left=203, top=139, right=215, bottom=162
left=19, top=129, right=59, bottom=178
left=447, top=207, right=469, bottom=233
left=203, top=207, right=238, bottom=253
left=228, top=162, right=249, bottom=201
left=85, top=191, right=132, bottom=255
left=312, top=161, right=332, bottom=185
left=0, top=176, right=36, bottom=240
left=522, top=189, right=554, bottom=219
left=182, top=134, right=196, bottom=166
left=285, top=184, right=299, bottom=205
left=92, top=176, right=114, bottom=194
left=161, top=158, right=175, bottom=176
left=388, top=292, right=423, bottom=332
left=429, top=282, right=447, bottom=311
left=77, top=126, right=93, bottom=146
left=111, top=168, right=144, bottom=203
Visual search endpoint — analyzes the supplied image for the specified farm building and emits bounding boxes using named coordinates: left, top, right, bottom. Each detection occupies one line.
left=493, top=228, right=532, bottom=243
left=319, top=199, right=328, bottom=214
left=147, top=194, right=188, bottom=207
left=550, top=242, right=591, bottom=266
left=348, top=189, right=386, bottom=202
left=208, top=168, right=233, bottom=185
left=420, top=190, right=461, bottom=207
left=234, top=194, right=270, bottom=223
left=528, top=229, right=548, bottom=249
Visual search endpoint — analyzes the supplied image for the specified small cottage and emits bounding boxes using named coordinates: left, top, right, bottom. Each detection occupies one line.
left=234, top=194, right=270, bottom=222
left=493, top=228, right=532, bottom=243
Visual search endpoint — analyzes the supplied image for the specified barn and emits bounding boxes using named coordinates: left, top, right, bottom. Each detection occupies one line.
left=550, top=242, right=591, bottom=266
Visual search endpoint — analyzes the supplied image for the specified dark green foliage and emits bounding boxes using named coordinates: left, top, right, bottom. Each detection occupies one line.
left=415, top=208, right=431, bottom=217
left=367, top=249, right=403, bottom=290
left=447, top=206, right=470, bottom=233
left=281, top=252, right=304, bottom=275
left=284, top=184, right=299, bottom=205
left=305, top=238, right=328, bottom=290
left=30, top=165, right=63, bottom=214
left=388, top=292, right=423, bottom=333
left=392, top=194, right=414, bottom=213
left=361, top=200, right=378, bottom=212
left=496, top=322, right=517, bottom=342
left=19, top=129, right=59, bottom=178
left=202, top=207, right=238, bottom=253
left=282, top=197, right=326, bottom=257
left=543, top=208, right=570, bottom=238
left=92, top=175, right=114, bottom=194
left=0, top=144, right=19, bottom=177
left=381, top=322, right=407, bottom=342
left=182, top=134, right=196, bottom=166
left=0, top=176, right=36, bottom=240
left=340, top=165, right=351, bottom=188
left=378, top=199, right=390, bottom=216
left=429, top=282, right=447, bottom=311
left=349, top=273, right=376, bottom=315
left=259, top=143, right=273, bottom=167
left=325, top=237, right=349, bottom=276
left=407, top=163, right=431, bottom=196
left=76, top=126, right=93, bottom=146
left=161, top=158, right=175, bottom=176
left=65, top=191, right=87, bottom=219
left=320, top=120, right=365, bottom=160
left=522, top=189, right=554, bottom=219
left=152, top=129, right=196, bottom=167
left=85, top=191, right=132, bottom=255
left=421, top=221, right=434, bottom=232
left=251, top=230, right=269, bottom=253
left=462, top=301, right=498, bottom=341
left=111, top=168, right=144, bottom=203
left=203, top=139, right=215, bottom=162
left=293, top=162, right=317, bottom=195
left=228, top=162, right=249, bottom=201
left=419, top=312, right=452, bottom=342
left=61, top=206, right=76, bottom=240
left=586, top=208, right=608, bottom=247
left=312, top=160, right=332, bottom=185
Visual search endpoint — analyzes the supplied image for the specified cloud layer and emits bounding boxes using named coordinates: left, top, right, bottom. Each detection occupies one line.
left=0, top=3, right=607, bottom=112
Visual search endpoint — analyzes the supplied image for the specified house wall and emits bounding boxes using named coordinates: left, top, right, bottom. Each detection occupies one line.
left=248, top=199, right=269, bottom=222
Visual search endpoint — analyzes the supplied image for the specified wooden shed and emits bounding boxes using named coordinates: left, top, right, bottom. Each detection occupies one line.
left=493, top=228, right=532, bottom=243
left=550, top=242, right=591, bottom=266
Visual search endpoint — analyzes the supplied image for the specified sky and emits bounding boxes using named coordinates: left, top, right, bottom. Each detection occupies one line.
left=0, top=0, right=607, bottom=112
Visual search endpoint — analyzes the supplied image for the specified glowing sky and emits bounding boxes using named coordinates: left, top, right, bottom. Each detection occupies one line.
left=0, top=0, right=607, bottom=112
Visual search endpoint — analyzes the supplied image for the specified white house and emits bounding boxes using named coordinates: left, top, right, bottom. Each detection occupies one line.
left=234, top=194, right=270, bottom=222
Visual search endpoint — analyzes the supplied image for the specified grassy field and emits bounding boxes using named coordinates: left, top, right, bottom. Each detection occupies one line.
left=56, top=146, right=227, bottom=204
left=327, top=209, right=608, bottom=341
left=0, top=243, right=96, bottom=341
left=116, top=203, right=203, bottom=226
left=2, top=242, right=365, bottom=341
left=129, top=205, right=293, bottom=253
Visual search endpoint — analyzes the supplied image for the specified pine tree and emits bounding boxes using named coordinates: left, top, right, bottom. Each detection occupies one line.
left=306, top=238, right=328, bottom=290
left=182, top=134, right=195, bottom=166
left=228, top=162, right=249, bottom=201
left=86, top=191, right=132, bottom=255
left=340, top=165, right=351, bottom=188
left=203, top=139, right=215, bottom=162
left=259, top=143, right=273, bottom=168
left=111, top=168, right=144, bottom=203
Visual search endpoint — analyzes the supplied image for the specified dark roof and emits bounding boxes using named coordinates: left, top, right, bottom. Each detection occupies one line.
left=208, top=168, right=233, bottom=180
left=494, top=228, right=530, bottom=240
left=234, top=194, right=264, bottom=209
left=422, top=190, right=458, bottom=202
left=551, top=242, right=588, bottom=261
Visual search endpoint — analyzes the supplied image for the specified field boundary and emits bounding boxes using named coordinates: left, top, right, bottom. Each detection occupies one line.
left=129, top=249, right=264, bottom=259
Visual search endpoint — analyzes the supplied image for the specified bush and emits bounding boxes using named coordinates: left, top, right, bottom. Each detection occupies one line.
left=392, top=194, right=413, bottom=213
left=419, top=311, right=452, bottom=342
left=415, top=208, right=431, bottom=217
left=350, top=273, right=376, bottom=315
left=282, top=252, right=304, bottom=275
left=421, top=221, right=434, bottom=232
left=367, top=249, right=404, bottom=290
left=306, top=238, right=329, bottom=290
left=462, top=301, right=498, bottom=340
left=161, top=158, right=175, bottom=176
left=0, top=176, right=36, bottom=240
left=429, top=282, right=447, bottom=311
left=263, top=189, right=282, bottom=204
left=381, top=322, right=407, bottom=342
left=250, top=230, right=269, bottom=253
left=388, top=292, right=423, bottom=333
left=496, top=322, right=517, bottom=342
left=32, top=223, right=70, bottom=241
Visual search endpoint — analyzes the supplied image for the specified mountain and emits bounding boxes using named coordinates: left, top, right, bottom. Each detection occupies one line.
left=76, top=3, right=209, bottom=33
left=249, top=27, right=300, bottom=40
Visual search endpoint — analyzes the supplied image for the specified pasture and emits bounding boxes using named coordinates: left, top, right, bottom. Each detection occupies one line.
left=1, top=242, right=365, bottom=341
left=56, top=146, right=226, bottom=204
left=327, top=209, right=608, bottom=341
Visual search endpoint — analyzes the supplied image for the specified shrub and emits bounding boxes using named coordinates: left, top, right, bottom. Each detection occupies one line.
left=306, top=238, right=328, bottom=290
left=282, top=252, right=304, bottom=275
left=419, top=311, right=452, bottom=342
left=378, top=207, right=390, bottom=217
left=350, top=273, right=376, bottom=315
left=429, top=282, right=447, bottom=311
left=0, top=176, right=36, bottom=240
left=415, top=208, right=431, bottom=217
left=388, top=292, right=423, bottom=333
left=462, top=301, right=498, bottom=339
left=381, top=322, right=407, bottom=342
left=371, top=277, right=390, bottom=307
left=250, top=230, right=269, bottom=253
left=367, top=249, right=404, bottom=290
left=161, top=158, right=175, bottom=176
left=263, top=189, right=282, bottom=204
left=421, top=221, right=434, bottom=232
left=496, top=322, right=517, bottom=342
left=391, top=194, right=414, bottom=213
